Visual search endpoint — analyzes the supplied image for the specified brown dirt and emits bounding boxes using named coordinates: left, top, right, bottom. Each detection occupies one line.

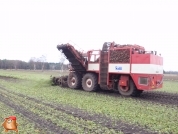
left=137, top=91, right=178, bottom=106
left=0, top=75, right=20, bottom=82
left=95, top=89, right=178, bottom=107
left=0, top=85, right=157, bottom=134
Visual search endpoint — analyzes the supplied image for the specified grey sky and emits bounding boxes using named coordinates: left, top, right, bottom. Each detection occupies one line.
left=0, top=0, right=177, bottom=71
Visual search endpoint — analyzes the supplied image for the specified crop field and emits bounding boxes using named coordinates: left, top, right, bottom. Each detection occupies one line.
left=0, top=70, right=178, bottom=134
left=163, top=74, right=178, bottom=81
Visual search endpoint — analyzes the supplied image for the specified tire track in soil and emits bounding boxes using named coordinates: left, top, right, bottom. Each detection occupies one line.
left=0, top=76, right=20, bottom=82
left=0, top=86, right=157, bottom=134
left=1, top=76, right=178, bottom=106
left=0, top=86, right=117, bottom=134
left=0, top=93, right=73, bottom=134
left=135, top=91, right=178, bottom=106
left=95, top=90, right=178, bottom=106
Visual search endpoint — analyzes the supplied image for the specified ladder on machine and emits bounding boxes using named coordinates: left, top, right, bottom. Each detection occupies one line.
left=99, top=45, right=109, bottom=90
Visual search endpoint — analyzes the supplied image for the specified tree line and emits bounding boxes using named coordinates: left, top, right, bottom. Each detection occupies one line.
left=0, top=59, right=68, bottom=70
left=164, top=71, right=178, bottom=74
left=0, top=58, right=177, bottom=74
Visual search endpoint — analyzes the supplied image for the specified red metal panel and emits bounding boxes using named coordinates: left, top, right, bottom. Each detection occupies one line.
left=131, top=54, right=150, bottom=64
left=150, top=55, right=163, bottom=65
left=119, top=75, right=129, bottom=87
left=131, top=54, right=163, bottom=65
left=119, top=80, right=127, bottom=86
left=130, top=74, right=163, bottom=90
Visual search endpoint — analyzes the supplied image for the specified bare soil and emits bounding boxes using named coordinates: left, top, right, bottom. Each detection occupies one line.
left=96, top=90, right=178, bottom=107
left=136, top=91, right=178, bottom=106
left=0, top=75, right=20, bottom=82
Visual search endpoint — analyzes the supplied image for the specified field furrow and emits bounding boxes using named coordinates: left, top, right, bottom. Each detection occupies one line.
left=96, top=90, right=178, bottom=106
left=0, top=93, right=72, bottom=134
left=0, top=87, right=121, bottom=134
left=0, top=70, right=178, bottom=133
left=0, top=101, right=48, bottom=133
left=0, top=86, right=157, bottom=134
left=136, top=91, right=178, bottom=106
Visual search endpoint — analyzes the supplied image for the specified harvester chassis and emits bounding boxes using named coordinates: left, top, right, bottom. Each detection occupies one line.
left=51, top=72, right=143, bottom=97
left=51, top=42, right=163, bottom=97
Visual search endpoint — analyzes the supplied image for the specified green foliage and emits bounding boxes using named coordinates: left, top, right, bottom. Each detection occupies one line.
left=0, top=102, right=46, bottom=134
left=157, top=81, right=178, bottom=93
left=0, top=70, right=178, bottom=133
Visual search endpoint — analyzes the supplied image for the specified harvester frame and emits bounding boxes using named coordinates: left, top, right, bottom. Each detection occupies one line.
left=52, top=42, right=163, bottom=97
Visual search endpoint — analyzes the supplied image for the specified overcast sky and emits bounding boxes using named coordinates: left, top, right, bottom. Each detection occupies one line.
left=0, top=0, right=178, bottom=71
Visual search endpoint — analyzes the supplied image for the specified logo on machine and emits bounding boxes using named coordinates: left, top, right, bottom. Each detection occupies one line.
left=115, top=66, right=122, bottom=70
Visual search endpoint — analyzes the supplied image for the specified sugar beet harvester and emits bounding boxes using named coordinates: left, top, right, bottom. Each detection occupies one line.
left=52, top=42, right=163, bottom=97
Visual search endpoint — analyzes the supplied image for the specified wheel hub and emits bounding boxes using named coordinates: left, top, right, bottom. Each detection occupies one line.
left=86, top=79, right=92, bottom=88
left=58, top=78, right=62, bottom=85
left=120, top=86, right=129, bottom=92
left=71, top=77, right=76, bottom=86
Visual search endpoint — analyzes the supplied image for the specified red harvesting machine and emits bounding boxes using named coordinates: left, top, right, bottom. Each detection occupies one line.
left=52, top=42, right=163, bottom=97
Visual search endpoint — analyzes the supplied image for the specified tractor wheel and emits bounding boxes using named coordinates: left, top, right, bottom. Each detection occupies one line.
left=61, top=75, right=68, bottom=87
left=57, top=76, right=68, bottom=87
left=118, top=79, right=143, bottom=97
left=67, top=72, right=82, bottom=89
left=57, top=77, right=63, bottom=86
left=82, top=73, right=98, bottom=92
left=54, top=77, right=59, bottom=85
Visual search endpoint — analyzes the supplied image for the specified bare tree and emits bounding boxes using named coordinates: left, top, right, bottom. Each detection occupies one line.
left=29, top=57, right=37, bottom=70
left=38, top=55, right=47, bottom=71
left=13, top=60, right=19, bottom=70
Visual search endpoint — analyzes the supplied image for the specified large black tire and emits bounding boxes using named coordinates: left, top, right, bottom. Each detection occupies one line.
left=67, top=72, right=82, bottom=89
left=58, top=76, right=68, bottom=87
left=118, top=79, right=143, bottom=97
left=82, top=73, right=99, bottom=92
left=52, top=77, right=60, bottom=85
